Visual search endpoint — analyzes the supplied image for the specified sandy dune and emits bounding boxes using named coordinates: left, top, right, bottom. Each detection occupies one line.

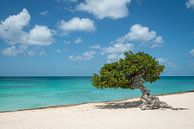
left=0, top=92, right=194, bottom=129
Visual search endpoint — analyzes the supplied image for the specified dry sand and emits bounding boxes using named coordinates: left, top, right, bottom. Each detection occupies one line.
left=0, top=92, right=194, bottom=129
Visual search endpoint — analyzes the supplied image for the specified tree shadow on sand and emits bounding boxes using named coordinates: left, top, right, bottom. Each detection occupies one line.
left=96, top=100, right=142, bottom=109
left=96, top=100, right=188, bottom=110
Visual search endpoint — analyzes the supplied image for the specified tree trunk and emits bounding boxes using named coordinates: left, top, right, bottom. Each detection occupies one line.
left=129, top=71, right=178, bottom=110
left=139, top=85, right=173, bottom=110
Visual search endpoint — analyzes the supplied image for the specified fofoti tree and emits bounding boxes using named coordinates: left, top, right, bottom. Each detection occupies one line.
left=92, top=51, right=175, bottom=110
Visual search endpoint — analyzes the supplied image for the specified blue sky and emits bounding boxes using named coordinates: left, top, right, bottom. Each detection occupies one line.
left=0, top=0, right=194, bottom=76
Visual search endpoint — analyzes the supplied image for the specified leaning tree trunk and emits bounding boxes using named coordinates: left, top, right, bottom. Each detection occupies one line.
left=130, top=71, right=180, bottom=110
left=138, top=85, right=174, bottom=110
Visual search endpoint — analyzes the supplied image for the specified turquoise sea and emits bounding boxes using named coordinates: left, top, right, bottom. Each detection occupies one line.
left=0, top=76, right=194, bottom=112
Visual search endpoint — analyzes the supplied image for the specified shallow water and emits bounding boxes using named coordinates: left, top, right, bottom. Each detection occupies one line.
left=0, top=76, right=194, bottom=112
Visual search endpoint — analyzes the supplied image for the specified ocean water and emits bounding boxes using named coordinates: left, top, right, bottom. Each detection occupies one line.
left=0, top=76, right=194, bottom=112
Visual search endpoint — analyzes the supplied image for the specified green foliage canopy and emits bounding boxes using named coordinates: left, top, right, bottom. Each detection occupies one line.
left=92, top=51, right=164, bottom=89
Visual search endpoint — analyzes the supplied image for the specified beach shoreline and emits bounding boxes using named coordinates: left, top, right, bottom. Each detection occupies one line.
left=1, top=91, right=194, bottom=129
left=1, top=90, right=194, bottom=113
left=3, top=90, right=194, bottom=112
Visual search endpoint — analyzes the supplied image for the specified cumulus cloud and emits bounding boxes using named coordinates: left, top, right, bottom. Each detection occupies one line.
left=157, top=58, right=175, bottom=67
left=0, top=8, right=54, bottom=46
left=117, top=24, right=164, bottom=48
left=102, top=42, right=134, bottom=62
left=103, top=43, right=133, bottom=54
left=76, top=0, right=131, bottom=19
left=57, top=17, right=95, bottom=34
left=0, top=8, right=30, bottom=44
left=151, top=36, right=164, bottom=48
left=74, top=37, right=83, bottom=44
left=27, top=25, right=53, bottom=46
left=106, top=54, right=125, bottom=63
left=69, top=50, right=96, bottom=61
left=186, top=0, right=194, bottom=9
left=1, top=45, right=46, bottom=56
left=190, top=49, right=194, bottom=56
left=101, top=24, right=163, bottom=62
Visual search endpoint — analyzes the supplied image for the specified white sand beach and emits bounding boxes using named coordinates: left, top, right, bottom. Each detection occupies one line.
left=0, top=92, right=194, bottom=129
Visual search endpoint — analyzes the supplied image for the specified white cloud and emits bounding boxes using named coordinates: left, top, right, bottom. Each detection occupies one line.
left=102, top=42, right=134, bottom=62
left=157, top=58, right=175, bottom=67
left=190, top=49, right=194, bottom=56
left=57, top=17, right=95, bottom=34
left=90, top=44, right=101, bottom=50
left=103, top=42, right=133, bottom=54
left=154, top=36, right=164, bottom=43
left=1, top=45, right=46, bottom=56
left=27, top=25, right=53, bottom=46
left=74, top=37, right=83, bottom=44
left=186, top=0, right=194, bottom=9
left=151, top=36, right=164, bottom=48
left=40, top=11, right=48, bottom=16
left=0, top=8, right=54, bottom=46
left=117, top=24, right=164, bottom=48
left=76, top=0, right=131, bottom=19
left=2, top=46, right=25, bottom=56
left=101, top=24, right=163, bottom=62
left=0, top=8, right=30, bottom=44
left=106, top=53, right=125, bottom=63
left=69, top=50, right=96, bottom=61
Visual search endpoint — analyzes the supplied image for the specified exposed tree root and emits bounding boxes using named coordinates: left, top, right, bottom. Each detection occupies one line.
left=139, top=95, right=184, bottom=110
left=130, top=72, right=186, bottom=110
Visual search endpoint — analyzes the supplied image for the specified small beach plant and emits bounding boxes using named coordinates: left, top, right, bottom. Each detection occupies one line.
left=92, top=51, right=174, bottom=110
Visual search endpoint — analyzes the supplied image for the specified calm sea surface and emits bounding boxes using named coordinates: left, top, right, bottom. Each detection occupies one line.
left=0, top=76, right=194, bottom=112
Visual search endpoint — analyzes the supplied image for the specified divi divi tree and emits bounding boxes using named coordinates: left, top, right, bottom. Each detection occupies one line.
left=92, top=51, right=174, bottom=110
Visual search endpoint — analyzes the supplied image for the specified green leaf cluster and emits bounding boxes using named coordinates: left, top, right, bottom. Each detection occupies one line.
left=92, top=51, right=164, bottom=89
